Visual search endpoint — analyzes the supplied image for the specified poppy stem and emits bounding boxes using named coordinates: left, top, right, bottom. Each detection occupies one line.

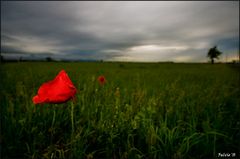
left=50, top=106, right=56, bottom=145
left=71, top=101, right=74, bottom=134
left=52, top=108, right=56, bottom=128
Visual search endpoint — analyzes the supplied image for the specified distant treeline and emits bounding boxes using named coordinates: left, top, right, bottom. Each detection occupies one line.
left=0, top=56, right=99, bottom=63
left=0, top=55, right=239, bottom=64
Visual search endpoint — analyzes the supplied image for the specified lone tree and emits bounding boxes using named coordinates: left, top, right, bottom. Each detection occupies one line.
left=207, top=46, right=222, bottom=64
left=46, top=56, right=53, bottom=62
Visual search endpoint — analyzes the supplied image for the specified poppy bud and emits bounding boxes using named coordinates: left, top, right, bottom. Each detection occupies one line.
left=97, top=75, right=106, bottom=85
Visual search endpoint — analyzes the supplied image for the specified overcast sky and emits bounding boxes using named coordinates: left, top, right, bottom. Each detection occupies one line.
left=1, top=1, right=239, bottom=62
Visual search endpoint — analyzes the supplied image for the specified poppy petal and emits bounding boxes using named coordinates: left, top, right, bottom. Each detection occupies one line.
left=33, top=70, right=77, bottom=104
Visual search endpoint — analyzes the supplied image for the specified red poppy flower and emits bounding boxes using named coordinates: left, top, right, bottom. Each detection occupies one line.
left=98, top=75, right=106, bottom=85
left=33, top=70, right=77, bottom=104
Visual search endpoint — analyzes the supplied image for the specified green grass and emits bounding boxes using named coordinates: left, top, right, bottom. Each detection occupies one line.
left=1, top=62, right=239, bottom=159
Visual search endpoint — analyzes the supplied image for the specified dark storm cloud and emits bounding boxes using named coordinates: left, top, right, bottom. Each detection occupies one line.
left=1, top=1, right=239, bottom=62
left=216, top=37, right=239, bottom=50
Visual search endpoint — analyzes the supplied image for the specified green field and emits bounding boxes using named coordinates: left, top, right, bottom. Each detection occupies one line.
left=1, top=62, right=239, bottom=159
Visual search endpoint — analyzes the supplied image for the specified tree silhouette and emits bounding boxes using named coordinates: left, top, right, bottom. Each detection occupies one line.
left=207, top=46, right=222, bottom=64
left=0, top=55, right=3, bottom=63
left=46, top=57, right=53, bottom=62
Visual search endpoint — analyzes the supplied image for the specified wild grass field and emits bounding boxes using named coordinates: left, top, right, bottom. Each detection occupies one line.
left=0, top=62, right=239, bottom=159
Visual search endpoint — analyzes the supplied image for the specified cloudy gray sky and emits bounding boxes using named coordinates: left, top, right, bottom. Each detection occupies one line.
left=1, top=1, right=239, bottom=62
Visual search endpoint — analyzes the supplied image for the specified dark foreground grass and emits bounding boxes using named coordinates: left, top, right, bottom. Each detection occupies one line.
left=1, top=62, right=239, bottom=159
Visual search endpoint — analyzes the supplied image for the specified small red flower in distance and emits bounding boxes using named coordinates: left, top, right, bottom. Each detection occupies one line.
left=33, top=70, right=77, bottom=104
left=98, top=75, right=106, bottom=85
